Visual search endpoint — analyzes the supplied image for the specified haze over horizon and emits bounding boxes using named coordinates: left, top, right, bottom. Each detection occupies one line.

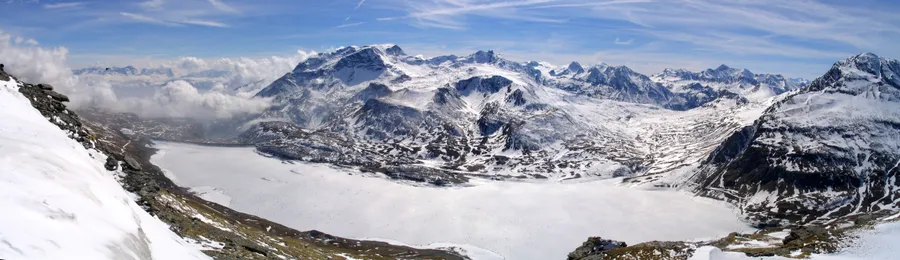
left=2, top=0, right=899, bottom=79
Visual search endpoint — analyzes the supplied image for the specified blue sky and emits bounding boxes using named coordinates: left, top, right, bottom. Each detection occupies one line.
left=1, top=0, right=899, bottom=78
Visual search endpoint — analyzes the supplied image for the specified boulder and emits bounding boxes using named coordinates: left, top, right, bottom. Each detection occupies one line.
left=38, top=83, right=53, bottom=90
left=123, top=156, right=143, bottom=171
left=568, top=237, right=627, bottom=260
left=104, top=156, right=119, bottom=171
left=45, top=90, right=70, bottom=102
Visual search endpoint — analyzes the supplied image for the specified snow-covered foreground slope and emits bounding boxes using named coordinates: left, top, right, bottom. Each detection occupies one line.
left=0, top=77, right=209, bottom=259
left=151, top=141, right=753, bottom=260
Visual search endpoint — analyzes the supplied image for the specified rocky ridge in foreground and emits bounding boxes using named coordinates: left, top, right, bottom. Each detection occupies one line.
left=568, top=210, right=899, bottom=259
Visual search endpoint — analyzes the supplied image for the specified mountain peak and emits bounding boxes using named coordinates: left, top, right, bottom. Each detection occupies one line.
left=385, top=45, right=405, bottom=56
left=839, top=52, right=885, bottom=76
left=715, top=64, right=731, bottom=71
left=568, top=62, right=585, bottom=73
left=362, top=44, right=406, bottom=56
left=468, top=50, right=499, bottom=63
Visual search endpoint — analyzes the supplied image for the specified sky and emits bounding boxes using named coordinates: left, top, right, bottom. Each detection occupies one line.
left=1, top=0, right=899, bottom=79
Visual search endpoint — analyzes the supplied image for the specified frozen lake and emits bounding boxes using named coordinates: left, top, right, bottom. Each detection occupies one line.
left=151, top=141, right=752, bottom=260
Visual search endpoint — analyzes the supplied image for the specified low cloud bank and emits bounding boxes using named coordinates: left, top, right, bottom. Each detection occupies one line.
left=0, top=30, right=305, bottom=120
left=121, top=80, right=273, bottom=119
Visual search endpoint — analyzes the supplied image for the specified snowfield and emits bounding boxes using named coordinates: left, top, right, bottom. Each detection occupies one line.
left=152, top=141, right=753, bottom=260
left=0, top=78, right=209, bottom=259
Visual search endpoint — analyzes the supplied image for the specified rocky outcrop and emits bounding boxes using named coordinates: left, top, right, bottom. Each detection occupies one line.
left=567, top=210, right=899, bottom=259
left=567, top=237, right=627, bottom=260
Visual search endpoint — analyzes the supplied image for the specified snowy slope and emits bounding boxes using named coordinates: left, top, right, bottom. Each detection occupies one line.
left=691, top=53, right=900, bottom=225
left=0, top=76, right=209, bottom=259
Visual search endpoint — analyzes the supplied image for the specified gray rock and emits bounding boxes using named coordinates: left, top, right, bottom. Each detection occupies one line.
left=45, top=90, right=69, bottom=102
left=105, top=156, right=119, bottom=171
left=568, top=237, right=627, bottom=260
left=123, top=156, right=142, bottom=171
left=38, top=83, right=53, bottom=90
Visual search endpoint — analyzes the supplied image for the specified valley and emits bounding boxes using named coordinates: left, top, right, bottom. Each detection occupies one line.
left=151, top=140, right=751, bottom=260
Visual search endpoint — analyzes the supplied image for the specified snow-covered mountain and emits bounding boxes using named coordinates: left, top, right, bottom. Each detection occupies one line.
left=651, top=65, right=806, bottom=102
left=238, top=44, right=786, bottom=184
left=690, top=53, right=900, bottom=225
left=0, top=72, right=209, bottom=259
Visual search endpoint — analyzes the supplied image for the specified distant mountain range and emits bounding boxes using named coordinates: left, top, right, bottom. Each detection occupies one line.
left=73, top=65, right=175, bottom=77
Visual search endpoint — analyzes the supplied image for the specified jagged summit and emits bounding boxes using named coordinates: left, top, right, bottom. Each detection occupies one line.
left=385, top=44, right=405, bottom=56
left=567, top=61, right=585, bottom=74
left=466, top=50, right=500, bottom=63
left=806, top=52, right=900, bottom=101
left=835, top=52, right=896, bottom=78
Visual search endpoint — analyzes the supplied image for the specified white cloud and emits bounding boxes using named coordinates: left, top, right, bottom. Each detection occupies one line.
left=355, top=0, right=367, bottom=10
left=334, top=22, right=364, bottom=29
left=0, top=32, right=71, bottom=88
left=378, top=0, right=559, bottom=29
left=614, top=37, right=633, bottom=45
left=181, top=19, right=229, bottom=28
left=126, top=80, right=272, bottom=120
left=207, top=0, right=239, bottom=13
left=0, top=30, right=115, bottom=109
left=570, top=0, right=900, bottom=58
left=382, top=0, right=900, bottom=72
left=120, top=12, right=182, bottom=27
left=139, top=0, right=164, bottom=10
left=70, top=50, right=313, bottom=119
left=43, top=2, right=85, bottom=9
left=0, top=31, right=301, bottom=120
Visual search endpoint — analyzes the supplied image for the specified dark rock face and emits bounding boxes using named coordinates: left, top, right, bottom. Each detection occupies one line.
left=567, top=237, right=627, bottom=260
left=455, top=75, right=513, bottom=96
left=353, top=82, right=392, bottom=102
left=384, top=45, right=406, bottom=56
left=334, top=47, right=388, bottom=72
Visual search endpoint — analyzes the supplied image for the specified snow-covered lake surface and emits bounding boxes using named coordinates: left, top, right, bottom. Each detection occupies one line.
left=151, top=141, right=753, bottom=260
